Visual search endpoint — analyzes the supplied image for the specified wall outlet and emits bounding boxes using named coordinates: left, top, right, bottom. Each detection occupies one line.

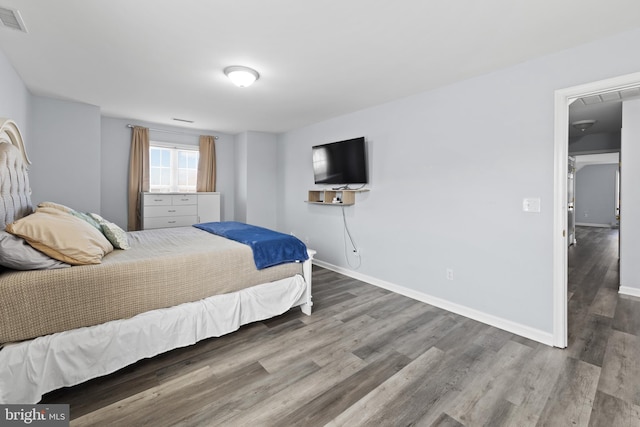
left=446, top=268, right=454, bottom=281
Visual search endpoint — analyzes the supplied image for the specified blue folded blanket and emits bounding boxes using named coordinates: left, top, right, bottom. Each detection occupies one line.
left=194, top=221, right=309, bottom=269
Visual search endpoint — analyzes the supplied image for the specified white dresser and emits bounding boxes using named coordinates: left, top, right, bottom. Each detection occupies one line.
left=142, top=192, right=220, bottom=230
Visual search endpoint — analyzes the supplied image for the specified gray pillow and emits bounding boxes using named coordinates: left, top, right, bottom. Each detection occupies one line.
left=0, top=231, right=71, bottom=270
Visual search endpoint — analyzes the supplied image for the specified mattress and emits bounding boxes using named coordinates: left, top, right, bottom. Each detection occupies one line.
left=0, top=227, right=302, bottom=344
left=1, top=275, right=307, bottom=404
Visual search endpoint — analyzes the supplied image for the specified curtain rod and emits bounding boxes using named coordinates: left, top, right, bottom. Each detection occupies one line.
left=126, top=124, right=219, bottom=140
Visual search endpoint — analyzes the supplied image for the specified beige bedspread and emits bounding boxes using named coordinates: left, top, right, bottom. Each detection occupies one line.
left=0, top=227, right=302, bottom=344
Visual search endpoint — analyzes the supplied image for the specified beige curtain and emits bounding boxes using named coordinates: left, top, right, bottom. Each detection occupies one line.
left=127, top=126, right=150, bottom=231
left=197, top=135, right=216, bottom=192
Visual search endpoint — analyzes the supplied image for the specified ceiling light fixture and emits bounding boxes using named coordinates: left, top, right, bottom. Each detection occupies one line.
left=224, top=66, right=260, bottom=88
left=571, top=119, right=596, bottom=132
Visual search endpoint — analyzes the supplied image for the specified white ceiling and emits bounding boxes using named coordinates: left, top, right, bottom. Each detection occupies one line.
left=2, top=1, right=640, bottom=134
left=574, top=152, right=619, bottom=172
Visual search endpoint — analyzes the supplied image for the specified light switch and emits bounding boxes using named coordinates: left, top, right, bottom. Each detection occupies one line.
left=523, top=197, right=541, bottom=213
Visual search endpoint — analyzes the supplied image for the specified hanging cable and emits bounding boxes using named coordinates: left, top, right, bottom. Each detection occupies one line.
left=342, top=206, right=361, bottom=269
left=332, top=183, right=367, bottom=191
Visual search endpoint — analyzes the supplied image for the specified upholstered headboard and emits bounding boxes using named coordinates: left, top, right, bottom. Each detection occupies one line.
left=0, top=119, right=32, bottom=230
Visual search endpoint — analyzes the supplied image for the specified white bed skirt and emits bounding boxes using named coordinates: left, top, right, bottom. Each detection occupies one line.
left=0, top=274, right=307, bottom=404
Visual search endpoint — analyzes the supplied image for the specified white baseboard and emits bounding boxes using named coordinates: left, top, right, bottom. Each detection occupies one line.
left=619, top=286, right=640, bottom=298
left=313, top=259, right=554, bottom=346
left=575, top=222, right=611, bottom=228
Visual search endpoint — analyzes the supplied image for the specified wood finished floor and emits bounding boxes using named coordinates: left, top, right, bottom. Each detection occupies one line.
left=41, top=226, right=640, bottom=426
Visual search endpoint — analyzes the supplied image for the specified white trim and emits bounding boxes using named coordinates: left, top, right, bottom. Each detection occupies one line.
left=150, top=140, right=198, bottom=151
left=553, top=88, right=569, bottom=348
left=619, top=286, right=640, bottom=298
left=553, top=71, right=640, bottom=349
left=575, top=223, right=612, bottom=228
left=314, top=260, right=554, bottom=346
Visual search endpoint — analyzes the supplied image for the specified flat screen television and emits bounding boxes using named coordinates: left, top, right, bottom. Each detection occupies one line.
left=312, top=137, right=368, bottom=185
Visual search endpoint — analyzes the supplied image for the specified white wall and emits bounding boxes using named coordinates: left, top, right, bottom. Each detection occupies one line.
left=30, top=96, right=101, bottom=213
left=0, top=49, right=31, bottom=146
left=575, top=164, right=618, bottom=226
left=277, top=27, right=640, bottom=338
left=101, top=117, right=235, bottom=229
left=620, top=99, right=640, bottom=291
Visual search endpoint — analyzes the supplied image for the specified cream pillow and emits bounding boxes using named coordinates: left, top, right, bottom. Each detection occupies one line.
left=6, top=206, right=114, bottom=265
left=38, top=201, right=102, bottom=230
left=38, top=201, right=74, bottom=213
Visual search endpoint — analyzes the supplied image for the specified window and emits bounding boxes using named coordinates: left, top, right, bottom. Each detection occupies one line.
left=149, top=143, right=199, bottom=193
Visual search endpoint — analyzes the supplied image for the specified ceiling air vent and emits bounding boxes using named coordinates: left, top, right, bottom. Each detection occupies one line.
left=0, top=7, right=27, bottom=32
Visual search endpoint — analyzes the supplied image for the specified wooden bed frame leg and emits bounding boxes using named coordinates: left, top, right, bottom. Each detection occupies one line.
left=301, top=249, right=316, bottom=316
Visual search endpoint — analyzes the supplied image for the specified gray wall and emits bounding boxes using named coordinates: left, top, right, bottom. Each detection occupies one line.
left=621, top=99, right=640, bottom=290
left=1, top=48, right=238, bottom=230
left=246, top=132, right=277, bottom=229
left=0, top=48, right=31, bottom=145
left=5, top=26, right=640, bottom=336
left=30, top=96, right=102, bottom=213
left=234, top=131, right=278, bottom=229
left=569, top=131, right=621, bottom=155
left=277, top=27, right=640, bottom=336
left=234, top=132, right=248, bottom=223
left=101, top=117, right=235, bottom=229
left=575, top=164, right=618, bottom=226
left=0, top=55, right=236, bottom=230
left=28, top=101, right=238, bottom=229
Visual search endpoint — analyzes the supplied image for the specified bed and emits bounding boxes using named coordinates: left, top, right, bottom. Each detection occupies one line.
left=0, top=119, right=314, bottom=404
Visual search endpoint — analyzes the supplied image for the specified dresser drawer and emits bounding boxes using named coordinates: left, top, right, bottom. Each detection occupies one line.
left=143, top=194, right=173, bottom=206
left=144, top=205, right=197, bottom=218
left=143, top=216, right=198, bottom=229
left=172, top=195, right=197, bottom=205
left=141, top=192, right=220, bottom=230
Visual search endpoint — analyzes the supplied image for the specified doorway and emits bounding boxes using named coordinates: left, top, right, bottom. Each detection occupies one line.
left=572, top=153, right=620, bottom=230
left=553, top=71, right=640, bottom=348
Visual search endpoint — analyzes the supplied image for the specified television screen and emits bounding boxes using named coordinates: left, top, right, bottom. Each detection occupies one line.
left=312, top=137, right=367, bottom=185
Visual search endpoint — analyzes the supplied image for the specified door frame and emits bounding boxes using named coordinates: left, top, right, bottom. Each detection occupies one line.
left=553, top=71, right=640, bottom=347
